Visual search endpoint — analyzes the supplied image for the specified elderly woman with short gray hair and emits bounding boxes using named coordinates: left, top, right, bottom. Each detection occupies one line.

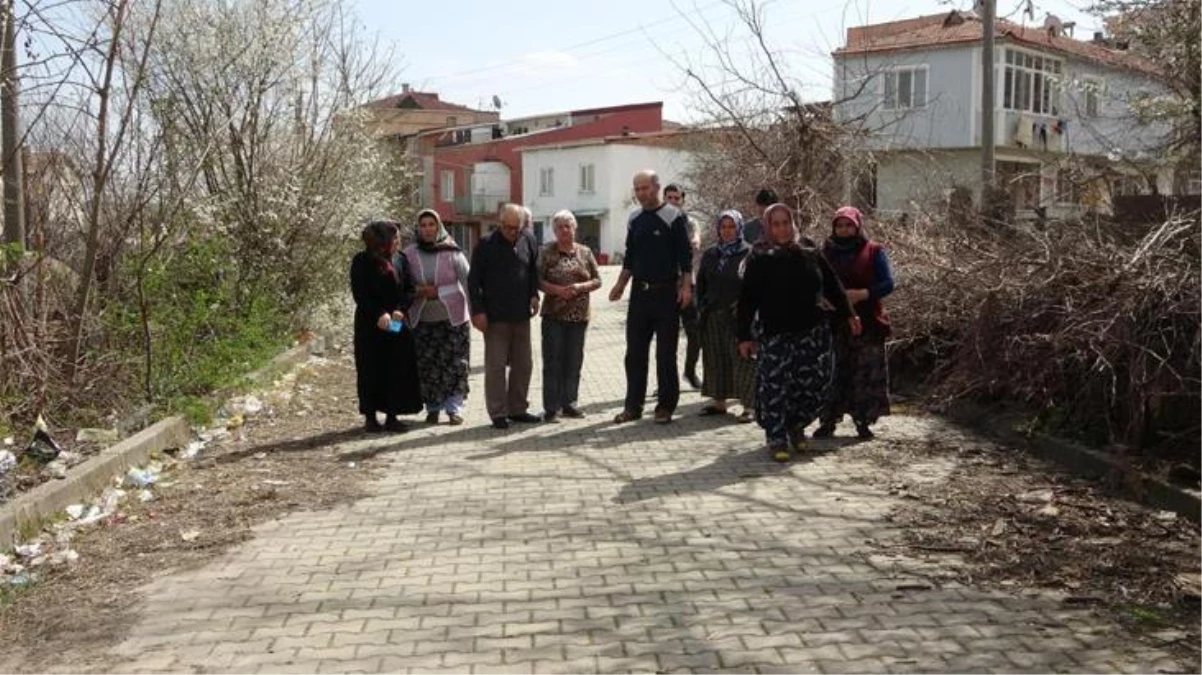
left=537, top=210, right=602, bottom=421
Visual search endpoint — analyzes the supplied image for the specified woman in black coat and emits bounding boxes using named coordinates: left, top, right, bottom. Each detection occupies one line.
left=350, top=220, right=423, bottom=432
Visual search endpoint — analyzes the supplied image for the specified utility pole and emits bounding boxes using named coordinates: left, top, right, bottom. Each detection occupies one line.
left=1, top=0, right=24, bottom=257
left=981, top=0, right=996, bottom=196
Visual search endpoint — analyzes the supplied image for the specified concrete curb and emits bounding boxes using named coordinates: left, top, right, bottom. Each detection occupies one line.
left=0, top=416, right=191, bottom=548
left=0, top=334, right=329, bottom=550
left=944, top=401, right=1201, bottom=523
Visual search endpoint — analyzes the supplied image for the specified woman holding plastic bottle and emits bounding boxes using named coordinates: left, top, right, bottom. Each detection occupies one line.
left=349, top=219, right=423, bottom=432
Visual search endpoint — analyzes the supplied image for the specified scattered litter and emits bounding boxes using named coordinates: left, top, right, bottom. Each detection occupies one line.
left=125, top=467, right=157, bottom=488
left=262, top=479, right=290, bottom=486
left=48, top=549, right=79, bottom=566
left=183, top=440, right=206, bottom=459
left=2, top=436, right=12, bottom=446
left=1037, top=504, right=1060, bottom=518
left=75, top=428, right=119, bottom=444
left=65, top=504, right=86, bottom=520
left=14, top=542, right=42, bottom=559
left=123, top=461, right=163, bottom=489
left=990, top=518, right=1007, bottom=536
left=0, top=450, right=15, bottom=475
left=24, top=415, right=62, bottom=463
left=138, top=489, right=154, bottom=503
left=253, top=452, right=267, bottom=460
left=73, top=505, right=104, bottom=526
left=0, top=553, right=11, bottom=572
left=7, top=573, right=33, bottom=587
left=1155, top=511, right=1178, bottom=523
left=44, top=460, right=68, bottom=480
left=98, top=487, right=126, bottom=515
left=347, top=462, right=356, bottom=468
left=226, top=415, right=245, bottom=430
left=1017, top=488, right=1054, bottom=504
left=242, top=396, right=264, bottom=415
left=180, top=529, right=200, bottom=542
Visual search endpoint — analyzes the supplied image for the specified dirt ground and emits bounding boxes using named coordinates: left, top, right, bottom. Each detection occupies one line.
left=0, top=349, right=381, bottom=674
left=840, top=428, right=1202, bottom=666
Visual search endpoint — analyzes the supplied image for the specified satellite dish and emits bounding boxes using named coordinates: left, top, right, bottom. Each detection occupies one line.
left=492, top=95, right=503, bottom=110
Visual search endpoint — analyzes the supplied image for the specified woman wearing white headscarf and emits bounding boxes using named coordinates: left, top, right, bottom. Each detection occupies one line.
left=403, top=209, right=472, bottom=425
left=696, top=209, right=755, bottom=423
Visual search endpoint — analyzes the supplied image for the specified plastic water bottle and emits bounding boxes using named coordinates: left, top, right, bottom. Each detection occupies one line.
left=388, top=319, right=404, bottom=333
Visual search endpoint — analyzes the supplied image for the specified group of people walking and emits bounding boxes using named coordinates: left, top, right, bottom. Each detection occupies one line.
left=350, top=204, right=601, bottom=432
left=349, top=168, right=894, bottom=463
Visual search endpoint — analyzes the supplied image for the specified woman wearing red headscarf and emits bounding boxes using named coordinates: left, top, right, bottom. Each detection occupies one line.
left=737, top=203, right=860, bottom=462
left=350, top=220, right=424, bottom=433
left=815, top=206, right=895, bottom=439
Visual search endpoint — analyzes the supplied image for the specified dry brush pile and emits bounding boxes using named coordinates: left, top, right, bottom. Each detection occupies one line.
left=882, top=212, right=1200, bottom=463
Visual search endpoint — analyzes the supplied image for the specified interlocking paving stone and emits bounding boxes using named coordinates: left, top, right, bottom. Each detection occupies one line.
left=108, top=267, right=1190, bottom=674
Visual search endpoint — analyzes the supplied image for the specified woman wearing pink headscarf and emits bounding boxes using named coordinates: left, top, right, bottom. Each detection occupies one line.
left=815, top=206, right=895, bottom=439
left=736, top=203, right=860, bottom=462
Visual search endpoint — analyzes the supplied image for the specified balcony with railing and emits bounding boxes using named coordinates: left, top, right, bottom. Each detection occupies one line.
left=453, top=193, right=509, bottom=217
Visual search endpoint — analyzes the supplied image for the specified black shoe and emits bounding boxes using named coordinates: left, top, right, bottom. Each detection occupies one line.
left=509, top=412, right=542, bottom=424
left=685, top=372, right=702, bottom=390
left=856, top=423, right=875, bottom=439
left=543, top=411, right=560, bottom=423
left=384, top=418, right=409, bottom=433
left=364, top=418, right=384, bottom=433
left=491, top=417, right=511, bottom=430
left=425, top=412, right=440, bottom=425
left=447, top=414, right=464, bottom=426
left=561, top=405, right=585, bottom=419
left=812, top=423, right=836, bottom=439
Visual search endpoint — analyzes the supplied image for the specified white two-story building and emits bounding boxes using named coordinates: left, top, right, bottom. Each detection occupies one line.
left=517, top=131, right=699, bottom=262
left=833, top=10, right=1195, bottom=217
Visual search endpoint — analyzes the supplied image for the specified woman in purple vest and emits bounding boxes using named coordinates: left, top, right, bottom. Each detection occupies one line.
left=815, top=206, right=895, bottom=439
left=404, top=209, right=472, bottom=426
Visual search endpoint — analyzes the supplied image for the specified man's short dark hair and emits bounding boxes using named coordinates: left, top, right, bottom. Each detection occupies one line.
left=664, top=184, right=684, bottom=197
left=755, top=188, right=778, bottom=206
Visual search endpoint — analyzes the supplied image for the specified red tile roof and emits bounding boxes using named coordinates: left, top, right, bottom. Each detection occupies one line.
left=835, top=11, right=1160, bottom=77
left=364, top=90, right=487, bottom=113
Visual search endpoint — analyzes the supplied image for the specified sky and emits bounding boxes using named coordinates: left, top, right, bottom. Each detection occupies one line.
left=351, top=0, right=1102, bottom=123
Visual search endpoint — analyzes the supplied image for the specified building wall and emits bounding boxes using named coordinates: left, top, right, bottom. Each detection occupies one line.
left=429, top=106, right=664, bottom=229
left=521, top=142, right=696, bottom=259
left=1055, top=55, right=1173, bottom=159
left=837, top=40, right=1171, bottom=161
left=835, top=45, right=977, bottom=150
left=874, top=149, right=981, bottom=213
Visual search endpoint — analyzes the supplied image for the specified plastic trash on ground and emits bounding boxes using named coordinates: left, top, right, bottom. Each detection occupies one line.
left=24, top=415, right=62, bottom=463
left=0, top=450, right=15, bottom=475
left=75, top=428, right=119, bottom=444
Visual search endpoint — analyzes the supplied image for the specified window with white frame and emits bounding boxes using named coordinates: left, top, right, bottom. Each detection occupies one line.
left=1003, top=48, right=1062, bottom=115
left=578, top=163, right=596, bottom=193
left=440, top=170, right=454, bottom=202
left=883, top=66, right=927, bottom=109
left=539, top=167, right=554, bottom=196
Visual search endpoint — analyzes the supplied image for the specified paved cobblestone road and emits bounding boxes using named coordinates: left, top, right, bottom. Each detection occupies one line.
left=109, top=268, right=1185, bottom=674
